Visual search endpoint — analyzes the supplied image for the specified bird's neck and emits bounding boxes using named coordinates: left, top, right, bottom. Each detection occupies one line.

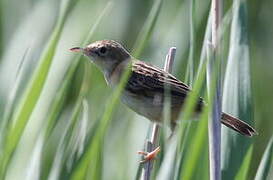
left=104, top=58, right=131, bottom=87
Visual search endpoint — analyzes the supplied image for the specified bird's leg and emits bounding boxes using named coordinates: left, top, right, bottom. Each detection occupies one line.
left=138, top=146, right=161, bottom=163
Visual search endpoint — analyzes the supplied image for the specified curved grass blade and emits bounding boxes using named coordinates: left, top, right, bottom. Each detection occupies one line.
left=132, top=0, right=162, bottom=58
left=179, top=106, right=209, bottom=180
left=44, top=0, right=112, bottom=140
left=221, top=1, right=254, bottom=179
left=0, top=0, right=72, bottom=177
left=156, top=137, right=177, bottom=180
left=130, top=0, right=163, bottom=178
left=69, top=61, right=132, bottom=180
left=47, top=98, right=89, bottom=180
left=0, top=47, right=31, bottom=149
left=185, top=0, right=196, bottom=86
left=174, top=7, right=232, bottom=179
left=255, top=137, right=273, bottom=180
left=235, top=145, right=253, bottom=180
left=41, top=59, right=92, bottom=179
left=177, top=59, right=208, bottom=180
left=41, top=2, right=114, bottom=179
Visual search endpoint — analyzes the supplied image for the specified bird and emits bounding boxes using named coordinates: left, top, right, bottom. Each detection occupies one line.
left=70, top=40, right=257, bottom=137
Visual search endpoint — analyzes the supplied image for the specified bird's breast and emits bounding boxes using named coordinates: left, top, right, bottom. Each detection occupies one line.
left=121, top=90, right=165, bottom=122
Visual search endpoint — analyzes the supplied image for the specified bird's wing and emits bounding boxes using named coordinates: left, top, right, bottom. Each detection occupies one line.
left=126, top=60, right=191, bottom=98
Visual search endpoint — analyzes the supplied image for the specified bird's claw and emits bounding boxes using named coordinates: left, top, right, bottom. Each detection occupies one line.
left=138, top=146, right=161, bottom=163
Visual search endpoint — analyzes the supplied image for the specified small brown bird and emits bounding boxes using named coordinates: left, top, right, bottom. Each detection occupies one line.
left=70, top=40, right=257, bottom=137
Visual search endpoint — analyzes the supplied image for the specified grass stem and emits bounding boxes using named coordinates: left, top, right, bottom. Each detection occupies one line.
left=208, top=0, right=222, bottom=179
left=142, top=47, right=176, bottom=180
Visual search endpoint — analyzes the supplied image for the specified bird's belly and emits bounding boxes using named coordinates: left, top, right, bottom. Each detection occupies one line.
left=121, top=92, right=163, bottom=122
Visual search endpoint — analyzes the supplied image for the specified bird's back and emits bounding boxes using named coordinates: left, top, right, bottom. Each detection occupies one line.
left=121, top=60, right=203, bottom=124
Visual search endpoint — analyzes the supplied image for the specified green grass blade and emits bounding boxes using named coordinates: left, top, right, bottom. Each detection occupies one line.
left=70, top=67, right=131, bottom=179
left=44, top=0, right=113, bottom=140
left=129, top=0, right=163, bottom=178
left=156, top=138, right=177, bottom=180
left=0, top=0, right=73, bottom=177
left=174, top=9, right=212, bottom=178
left=41, top=2, right=113, bottom=179
left=235, top=145, right=253, bottom=180
left=255, top=137, right=273, bottom=180
left=41, top=58, right=92, bottom=179
left=179, top=108, right=209, bottom=180
left=177, top=60, right=208, bottom=180
left=132, top=0, right=162, bottom=58
left=0, top=47, right=31, bottom=147
left=49, top=98, right=89, bottom=180
left=221, top=1, right=254, bottom=179
left=0, top=0, right=2, bottom=56
left=185, top=0, right=196, bottom=86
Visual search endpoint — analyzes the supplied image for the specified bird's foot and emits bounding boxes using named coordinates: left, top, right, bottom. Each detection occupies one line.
left=138, top=146, right=161, bottom=163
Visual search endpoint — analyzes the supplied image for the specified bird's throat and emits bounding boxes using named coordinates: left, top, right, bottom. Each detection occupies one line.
left=104, top=58, right=131, bottom=87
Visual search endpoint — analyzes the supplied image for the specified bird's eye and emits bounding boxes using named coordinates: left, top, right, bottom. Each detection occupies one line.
left=98, top=47, right=107, bottom=55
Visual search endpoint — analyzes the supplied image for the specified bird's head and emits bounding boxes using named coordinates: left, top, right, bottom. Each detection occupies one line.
left=70, top=40, right=131, bottom=75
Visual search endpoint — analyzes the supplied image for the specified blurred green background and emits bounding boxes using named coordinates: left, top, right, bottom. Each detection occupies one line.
left=0, top=0, right=272, bottom=179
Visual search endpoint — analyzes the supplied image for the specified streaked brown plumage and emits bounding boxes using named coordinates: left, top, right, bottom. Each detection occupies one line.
left=70, top=40, right=257, bottom=137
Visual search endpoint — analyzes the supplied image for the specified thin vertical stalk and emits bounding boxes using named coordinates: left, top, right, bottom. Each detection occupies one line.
left=208, top=0, right=222, bottom=180
left=142, top=47, right=176, bottom=180
left=211, top=0, right=221, bottom=47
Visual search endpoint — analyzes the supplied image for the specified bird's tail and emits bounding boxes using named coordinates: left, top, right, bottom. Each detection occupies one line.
left=221, top=113, right=257, bottom=137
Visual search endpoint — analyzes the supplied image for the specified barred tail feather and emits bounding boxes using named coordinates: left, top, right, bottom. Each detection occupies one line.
left=221, top=113, right=258, bottom=137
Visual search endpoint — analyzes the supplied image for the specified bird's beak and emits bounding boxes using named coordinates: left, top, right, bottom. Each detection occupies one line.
left=69, top=47, right=83, bottom=53
left=70, top=47, right=92, bottom=57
